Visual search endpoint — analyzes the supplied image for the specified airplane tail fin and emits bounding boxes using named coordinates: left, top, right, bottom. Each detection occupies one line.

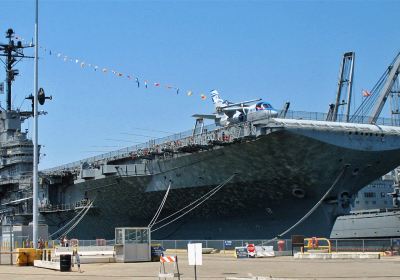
left=211, top=89, right=224, bottom=108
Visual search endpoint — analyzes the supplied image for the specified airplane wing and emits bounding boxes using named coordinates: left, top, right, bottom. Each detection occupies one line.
left=222, top=106, right=246, bottom=112
left=223, top=98, right=262, bottom=108
left=192, top=114, right=217, bottom=119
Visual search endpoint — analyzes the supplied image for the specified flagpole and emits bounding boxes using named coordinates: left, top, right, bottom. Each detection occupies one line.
left=32, top=0, right=39, bottom=249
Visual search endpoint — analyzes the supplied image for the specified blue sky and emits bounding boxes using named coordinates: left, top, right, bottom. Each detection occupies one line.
left=1, top=0, right=400, bottom=169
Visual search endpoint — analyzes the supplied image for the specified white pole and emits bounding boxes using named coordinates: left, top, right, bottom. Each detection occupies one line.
left=32, top=0, right=39, bottom=249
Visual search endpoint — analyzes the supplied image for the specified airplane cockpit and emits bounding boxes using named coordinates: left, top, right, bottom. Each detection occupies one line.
left=255, top=102, right=273, bottom=111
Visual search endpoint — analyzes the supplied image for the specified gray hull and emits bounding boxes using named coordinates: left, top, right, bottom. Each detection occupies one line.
left=41, top=119, right=400, bottom=240
left=330, top=209, right=400, bottom=238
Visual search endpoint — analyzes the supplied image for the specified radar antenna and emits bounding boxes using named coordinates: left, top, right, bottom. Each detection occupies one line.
left=0, top=28, right=33, bottom=110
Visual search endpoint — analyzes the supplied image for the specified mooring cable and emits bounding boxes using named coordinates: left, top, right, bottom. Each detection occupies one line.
left=151, top=173, right=236, bottom=233
left=152, top=173, right=237, bottom=227
left=48, top=201, right=92, bottom=239
left=57, top=199, right=95, bottom=239
left=262, top=166, right=348, bottom=244
left=148, top=182, right=171, bottom=228
left=59, top=200, right=94, bottom=238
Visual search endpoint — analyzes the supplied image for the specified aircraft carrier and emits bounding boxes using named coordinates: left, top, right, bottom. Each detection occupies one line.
left=1, top=29, right=400, bottom=240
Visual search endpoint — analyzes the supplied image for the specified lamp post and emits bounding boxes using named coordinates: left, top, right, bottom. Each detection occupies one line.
left=32, top=0, right=39, bottom=249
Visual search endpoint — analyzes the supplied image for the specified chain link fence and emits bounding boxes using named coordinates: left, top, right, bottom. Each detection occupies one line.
left=151, top=238, right=400, bottom=253
left=2, top=236, right=399, bottom=254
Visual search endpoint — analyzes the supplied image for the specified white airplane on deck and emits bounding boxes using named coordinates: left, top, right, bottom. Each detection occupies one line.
left=193, top=90, right=278, bottom=126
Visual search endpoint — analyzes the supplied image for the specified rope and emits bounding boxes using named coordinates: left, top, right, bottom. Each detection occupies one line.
left=262, top=166, right=348, bottom=244
left=153, top=174, right=236, bottom=226
left=59, top=200, right=94, bottom=238
left=148, top=182, right=171, bottom=228
left=151, top=173, right=236, bottom=233
left=57, top=199, right=95, bottom=239
left=48, top=201, right=92, bottom=239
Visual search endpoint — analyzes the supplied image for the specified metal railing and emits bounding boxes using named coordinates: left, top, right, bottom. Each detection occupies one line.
left=1, top=238, right=399, bottom=254
left=151, top=238, right=400, bottom=253
left=39, top=199, right=91, bottom=213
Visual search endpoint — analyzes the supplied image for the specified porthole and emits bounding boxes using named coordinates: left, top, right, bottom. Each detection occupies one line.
left=292, top=188, right=306, bottom=199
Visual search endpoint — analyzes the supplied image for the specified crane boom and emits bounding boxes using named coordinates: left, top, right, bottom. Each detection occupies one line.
left=369, top=53, right=400, bottom=124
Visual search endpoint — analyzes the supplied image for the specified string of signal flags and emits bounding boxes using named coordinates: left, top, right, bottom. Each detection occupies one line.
left=14, top=34, right=209, bottom=101
left=48, top=47, right=210, bottom=100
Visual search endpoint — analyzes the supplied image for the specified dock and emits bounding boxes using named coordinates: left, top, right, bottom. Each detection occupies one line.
left=1, top=253, right=400, bottom=280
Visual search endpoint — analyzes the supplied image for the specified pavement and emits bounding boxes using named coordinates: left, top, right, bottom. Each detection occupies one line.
left=1, top=253, right=400, bottom=280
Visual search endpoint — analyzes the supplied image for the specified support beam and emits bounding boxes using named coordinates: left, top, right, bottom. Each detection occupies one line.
left=332, top=52, right=355, bottom=122
left=369, top=53, right=400, bottom=124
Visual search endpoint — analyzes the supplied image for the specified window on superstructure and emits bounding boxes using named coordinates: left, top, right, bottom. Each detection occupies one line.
left=364, top=192, right=376, bottom=198
left=381, top=192, right=386, bottom=198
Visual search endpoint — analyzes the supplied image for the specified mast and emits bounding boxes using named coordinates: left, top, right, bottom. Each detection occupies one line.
left=1, top=29, right=24, bottom=111
left=6, top=31, right=13, bottom=111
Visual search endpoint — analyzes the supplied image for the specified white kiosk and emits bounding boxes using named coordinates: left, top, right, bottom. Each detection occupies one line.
left=114, top=227, right=151, bottom=263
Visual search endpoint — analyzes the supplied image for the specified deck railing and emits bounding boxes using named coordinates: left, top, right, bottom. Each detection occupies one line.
left=38, top=199, right=91, bottom=213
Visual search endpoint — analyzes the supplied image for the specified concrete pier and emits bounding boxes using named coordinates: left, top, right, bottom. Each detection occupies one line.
left=0, top=253, right=400, bottom=279
left=294, top=252, right=381, bottom=259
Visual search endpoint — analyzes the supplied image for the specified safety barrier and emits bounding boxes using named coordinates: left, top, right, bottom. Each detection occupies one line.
left=159, top=255, right=180, bottom=279
left=302, top=237, right=331, bottom=253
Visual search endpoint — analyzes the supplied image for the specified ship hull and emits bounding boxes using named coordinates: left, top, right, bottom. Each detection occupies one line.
left=330, top=209, right=400, bottom=238
left=41, top=124, right=400, bottom=240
